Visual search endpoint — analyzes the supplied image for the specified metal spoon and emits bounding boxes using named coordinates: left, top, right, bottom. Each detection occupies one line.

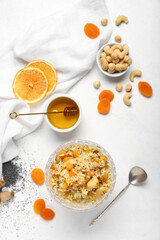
left=90, top=166, right=147, bottom=226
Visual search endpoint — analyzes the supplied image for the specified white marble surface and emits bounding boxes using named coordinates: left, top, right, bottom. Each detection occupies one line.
left=0, top=0, right=160, bottom=239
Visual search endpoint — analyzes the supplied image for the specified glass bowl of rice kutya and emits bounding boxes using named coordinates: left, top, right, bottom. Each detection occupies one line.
left=45, top=140, right=116, bottom=211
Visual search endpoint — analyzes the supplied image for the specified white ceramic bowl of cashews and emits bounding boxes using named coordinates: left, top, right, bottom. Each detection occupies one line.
left=96, top=42, right=132, bottom=77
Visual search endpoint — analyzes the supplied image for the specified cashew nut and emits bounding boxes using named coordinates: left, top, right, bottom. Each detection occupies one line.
left=115, top=83, right=123, bottom=92
left=100, top=57, right=108, bottom=71
left=108, top=69, right=115, bottom=74
left=115, top=15, right=128, bottom=26
left=111, top=44, right=123, bottom=51
left=103, top=45, right=111, bottom=55
left=123, top=44, right=129, bottom=55
left=108, top=63, right=116, bottom=71
left=112, top=44, right=129, bottom=59
left=129, top=69, right=142, bottom=82
left=100, top=52, right=106, bottom=58
left=101, top=18, right=108, bottom=26
left=87, top=177, right=99, bottom=190
left=122, top=55, right=132, bottom=65
left=0, top=179, right=5, bottom=189
left=115, top=35, right=122, bottom=43
left=0, top=191, right=14, bottom=203
left=93, top=80, right=101, bottom=89
left=123, top=92, right=132, bottom=106
left=115, top=63, right=128, bottom=72
left=106, top=55, right=112, bottom=62
left=125, top=83, right=132, bottom=92
left=118, top=44, right=129, bottom=59
left=111, top=51, right=118, bottom=60
left=112, top=58, right=120, bottom=64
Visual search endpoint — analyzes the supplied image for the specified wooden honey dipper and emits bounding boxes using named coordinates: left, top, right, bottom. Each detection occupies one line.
left=9, top=107, right=78, bottom=119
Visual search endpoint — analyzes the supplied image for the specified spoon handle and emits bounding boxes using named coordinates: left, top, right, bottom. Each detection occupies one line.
left=90, top=183, right=130, bottom=226
left=9, top=111, right=64, bottom=119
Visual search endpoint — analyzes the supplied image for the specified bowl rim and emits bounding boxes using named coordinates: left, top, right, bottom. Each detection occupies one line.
left=45, top=139, right=116, bottom=212
left=96, top=42, right=130, bottom=77
left=44, top=94, right=81, bottom=133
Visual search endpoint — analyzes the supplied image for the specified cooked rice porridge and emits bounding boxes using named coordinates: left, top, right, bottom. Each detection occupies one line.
left=49, top=144, right=112, bottom=206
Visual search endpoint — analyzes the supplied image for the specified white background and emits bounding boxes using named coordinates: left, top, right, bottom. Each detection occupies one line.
left=0, top=0, right=160, bottom=239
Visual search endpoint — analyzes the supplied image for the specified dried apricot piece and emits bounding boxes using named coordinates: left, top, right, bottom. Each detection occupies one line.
left=69, top=171, right=77, bottom=177
left=84, top=23, right=100, bottom=39
left=33, top=199, right=45, bottom=214
left=51, top=164, right=55, bottom=170
left=89, top=170, right=95, bottom=177
left=62, top=182, right=69, bottom=189
left=40, top=208, right=55, bottom=221
left=59, top=150, right=66, bottom=158
left=97, top=98, right=111, bottom=115
left=73, top=149, right=79, bottom=158
left=63, top=157, right=70, bottom=162
left=31, top=168, right=45, bottom=185
left=99, top=90, right=114, bottom=102
left=66, top=162, right=73, bottom=170
left=138, top=81, right=153, bottom=97
left=101, top=155, right=108, bottom=163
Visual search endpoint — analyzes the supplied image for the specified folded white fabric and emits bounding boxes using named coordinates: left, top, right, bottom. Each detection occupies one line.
left=0, top=0, right=112, bottom=177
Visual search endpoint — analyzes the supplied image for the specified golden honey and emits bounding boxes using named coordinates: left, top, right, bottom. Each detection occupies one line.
left=47, top=97, right=79, bottom=129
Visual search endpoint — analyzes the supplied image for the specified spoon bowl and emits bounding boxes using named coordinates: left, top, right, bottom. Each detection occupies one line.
left=129, top=166, right=147, bottom=185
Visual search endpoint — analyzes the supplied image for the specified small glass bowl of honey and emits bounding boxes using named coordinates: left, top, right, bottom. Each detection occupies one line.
left=45, top=94, right=81, bottom=133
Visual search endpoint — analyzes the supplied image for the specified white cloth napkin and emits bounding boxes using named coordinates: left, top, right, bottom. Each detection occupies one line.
left=0, top=0, right=112, bottom=177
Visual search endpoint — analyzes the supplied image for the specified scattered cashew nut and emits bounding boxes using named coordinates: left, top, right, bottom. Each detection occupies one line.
left=0, top=191, right=14, bottom=203
left=0, top=179, right=14, bottom=204
left=115, top=83, right=123, bottom=92
left=129, top=69, right=142, bottom=82
left=101, top=18, right=108, bottom=26
left=115, top=35, right=122, bottom=43
left=0, top=179, right=5, bottom=189
left=125, top=83, right=132, bottom=92
left=123, top=92, right=132, bottom=106
left=115, top=15, right=129, bottom=26
left=93, top=80, right=101, bottom=89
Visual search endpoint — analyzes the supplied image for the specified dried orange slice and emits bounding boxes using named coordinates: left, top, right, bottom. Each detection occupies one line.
left=12, top=67, right=48, bottom=104
left=26, top=59, right=57, bottom=95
